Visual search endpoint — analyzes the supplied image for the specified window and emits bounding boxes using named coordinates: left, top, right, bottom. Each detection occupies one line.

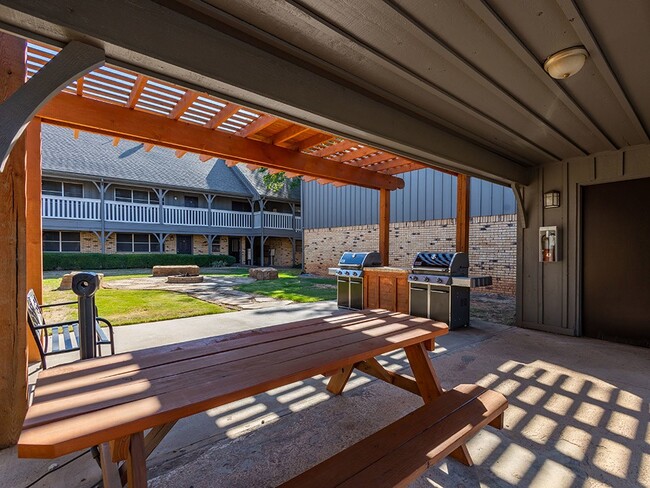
left=184, top=196, right=199, bottom=208
left=42, top=181, right=83, bottom=198
left=115, top=188, right=158, bottom=204
left=231, top=201, right=249, bottom=212
left=43, top=231, right=80, bottom=252
left=116, top=233, right=157, bottom=253
left=211, top=240, right=221, bottom=253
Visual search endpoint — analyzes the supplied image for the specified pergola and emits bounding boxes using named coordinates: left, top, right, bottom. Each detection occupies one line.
left=0, top=34, right=471, bottom=446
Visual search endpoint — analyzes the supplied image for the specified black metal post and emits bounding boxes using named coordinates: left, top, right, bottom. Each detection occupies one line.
left=72, top=272, right=100, bottom=360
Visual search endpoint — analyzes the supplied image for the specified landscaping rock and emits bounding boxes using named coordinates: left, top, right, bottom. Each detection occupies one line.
left=249, top=267, right=278, bottom=280
left=152, top=265, right=200, bottom=277
left=59, top=272, right=104, bottom=290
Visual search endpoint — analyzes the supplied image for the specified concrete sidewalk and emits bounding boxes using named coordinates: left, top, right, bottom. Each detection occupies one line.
left=3, top=304, right=649, bottom=487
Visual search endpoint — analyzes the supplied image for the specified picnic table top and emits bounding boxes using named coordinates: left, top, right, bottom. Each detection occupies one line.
left=19, top=309, right=448, bottom=459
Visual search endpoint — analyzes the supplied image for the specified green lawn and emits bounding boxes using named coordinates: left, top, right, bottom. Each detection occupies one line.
left=205, top=267, right=302, bottom=278
left=42, top=278, right=227, bottom=326
left=235, top=276, right=336, bottom=302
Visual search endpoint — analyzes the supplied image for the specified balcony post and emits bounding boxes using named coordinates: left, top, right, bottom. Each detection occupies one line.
left=205, top=194, right=215, bottom=228
left=259, top=199, right=266, bottom=266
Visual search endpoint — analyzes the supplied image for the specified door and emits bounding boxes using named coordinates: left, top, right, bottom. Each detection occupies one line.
left=176, top=235, right=193, bottom=255
left=228, top=237, right=241, bottom=262
left=337, top=278, right=350, bottom=308
left=582, top=178, right=650, bottom=347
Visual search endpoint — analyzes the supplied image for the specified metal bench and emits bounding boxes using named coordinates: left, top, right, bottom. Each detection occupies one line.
left=27, top=289, right=115, bottom=369
left=280, top=384, right=507, bottom=488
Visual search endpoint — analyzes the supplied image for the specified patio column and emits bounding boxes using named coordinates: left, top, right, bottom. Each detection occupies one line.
left=379, top=189, right=390, bottom=266
left=0, top=32, right=28, bottom=447
left=456, top=174, right=470, bottom=254
left=25, top=119, right=42, bottom=362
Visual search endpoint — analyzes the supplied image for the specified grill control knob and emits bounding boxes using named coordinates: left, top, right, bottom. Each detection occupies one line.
left=412, top=276, right=418, bottom=281
left=436, top=278, right=443, bottom=283
left=424, top=277, right=430, bottom=282
left=345, top=271, right=350, bottom=276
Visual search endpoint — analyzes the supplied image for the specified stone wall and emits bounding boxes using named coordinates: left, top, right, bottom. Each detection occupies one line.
left=304, top=214, right=516, bottom=294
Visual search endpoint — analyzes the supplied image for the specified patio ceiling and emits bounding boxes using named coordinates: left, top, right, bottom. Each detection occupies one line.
left=27, top=43, right=432, bottom=191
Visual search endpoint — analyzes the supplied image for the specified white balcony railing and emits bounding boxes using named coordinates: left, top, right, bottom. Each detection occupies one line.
left=105, top=201, right=159, bottom=224
left=42, top=195, right=300, bottom=231
left=42, top=195, right=100, bottom=221
left=212, top=209, right=252, bottom=228
left=163, top=206, right=210, bottom=226
left=264, top=212, right=294, bottom=230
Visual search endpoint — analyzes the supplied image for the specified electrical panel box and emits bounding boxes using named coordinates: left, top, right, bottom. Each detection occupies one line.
left=539, top=226, right=560, bottom=262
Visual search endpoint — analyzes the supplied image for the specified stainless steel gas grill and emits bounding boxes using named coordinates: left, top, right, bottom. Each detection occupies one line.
left=333, top=251, right=381, bottom=310
left=408, top=252, right=492, bottom=329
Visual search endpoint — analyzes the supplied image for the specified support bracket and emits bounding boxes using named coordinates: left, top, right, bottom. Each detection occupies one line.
left=511, top=183, right=528, bottom=229
left=0, top=41, right=104, bottom=171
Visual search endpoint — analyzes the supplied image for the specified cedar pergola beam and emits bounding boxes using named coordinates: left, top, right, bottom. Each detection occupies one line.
left=38, top=93, right=404, bottom=190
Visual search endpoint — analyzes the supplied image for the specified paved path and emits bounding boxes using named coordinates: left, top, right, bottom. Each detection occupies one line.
left=105, top=275, right=295, bottom=310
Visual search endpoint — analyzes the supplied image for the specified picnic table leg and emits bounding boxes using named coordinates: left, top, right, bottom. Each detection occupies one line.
left=326, top=364, right=355, bottom=395
left=99, top=443, right=122, bottom=488
left=126, top=432, right=147, bottom=488
left=404, top=342, right=474, bottom=466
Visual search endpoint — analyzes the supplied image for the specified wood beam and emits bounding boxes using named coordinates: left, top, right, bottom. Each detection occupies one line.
left=311, top=140, right=356, bottom=158
left=112, top=137, right=119, bottom=146
left=368, top=158, right=411, bottom=172
left=75, top=77, right=83, bottom=96
left=271, top=124, right=309, bottom=145
left=456, top=174, right=470, bottom=254
left=294, top=133, right=335, bottom=151
left=143, top=143, right=154, bottom=152
left=198, top=154, right=212, bottom=162
left=25, top=119, right=42, bottom=362
left=168, top=91, right=199, bottom=120
left=379, top=189, right=390, bottom=266
left=236, top=114, right=275, bottom=137
left=224, top=160, right=237, bottom=167
left=206, top=102, right=241, bottom=129
left=333, top=145, right=377, bottom=163
left=0, top=32, right=28, bottom=448
left=175, top=150, right=187, bottom=158
left=350, top=152, right=395, bottom=167
left=128, top=75, right=146, bottom=108
left=382, top=162, right=426, bottom=175
left=38, top=93, right=404, bottom=190
left=0, top=40, right=104, bottom=172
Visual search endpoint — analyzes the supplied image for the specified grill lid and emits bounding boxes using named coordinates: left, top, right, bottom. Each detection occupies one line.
left=412, top=252, right=469, bottom=276
left=338, top=251, right=381, bottom=268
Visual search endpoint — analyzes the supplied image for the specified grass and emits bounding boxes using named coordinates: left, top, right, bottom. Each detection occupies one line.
left=204, top=267, right=302, bottom=278
left=42, top=278, right=227, bottom=326
left=235, top=276, right=336, bottom=302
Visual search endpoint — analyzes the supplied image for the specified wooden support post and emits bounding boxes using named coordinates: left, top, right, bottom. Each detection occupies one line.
left=326, top=364, right=355, bottom=395
left=379, top=189, right=390, bottom=266
left=126, top=432, right=147, bottom=488
left=25, top=119, right=42, bottom=362
left=0, top=32, right=28, bottom=448
left=456, top=174, right=470, bottom=254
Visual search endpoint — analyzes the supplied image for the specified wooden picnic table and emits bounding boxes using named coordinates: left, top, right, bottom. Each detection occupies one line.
left=18, top=309, right=450, bottom=487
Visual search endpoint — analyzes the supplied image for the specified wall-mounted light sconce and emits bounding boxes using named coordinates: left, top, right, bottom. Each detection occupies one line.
left=544, top=47, right=588, bottom=79
left=543, top=190, right=561, bottom=209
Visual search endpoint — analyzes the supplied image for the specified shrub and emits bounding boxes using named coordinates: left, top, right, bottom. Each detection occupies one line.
left=43, top=253, right=236, bottom=271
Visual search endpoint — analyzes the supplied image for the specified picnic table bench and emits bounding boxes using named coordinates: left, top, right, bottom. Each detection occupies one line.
left=18, top=309, right=506, bottom=487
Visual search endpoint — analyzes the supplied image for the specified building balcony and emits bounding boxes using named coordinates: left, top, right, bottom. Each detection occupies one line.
left=42, top=195, right=301, bottom=231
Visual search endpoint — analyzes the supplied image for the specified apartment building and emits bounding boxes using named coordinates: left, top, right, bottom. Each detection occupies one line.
left=41, top=125, right=302, bottom=266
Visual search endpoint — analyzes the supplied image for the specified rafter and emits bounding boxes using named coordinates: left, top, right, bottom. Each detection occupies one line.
left=206, top=102, right=241, bottom=129
left=366, top=158, right=412, bottom=172
left=199, top=155, right=213, bottom=162
left=272, top=124, right=309, bottom=145
left=76, top=77, right=83, bottom=96
left=112, top=137, right=120, bottom=146
left=128, top=75, right=147, bottom=108
left=224, top=160, right=238, bottom=167
left=175, top=150, right=187, bottom=158
left=311, top=140, right=357, bottom=158
left=143, top=143, right=154, bottom=152
left=352, top=152, right=396, bottom=167
left=332, top=145, right=378, bottom=163
left=236, top=114, right=276, bottom=138
left=294, top=133, right=335, bottom=151
left=381, top=163, right=423, bottom=175
left=168, top=91, right=199, bottom=120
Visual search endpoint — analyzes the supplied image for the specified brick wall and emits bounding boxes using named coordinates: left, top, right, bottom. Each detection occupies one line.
left=193, top=235, right=209, bottom=255
left=266, top=237, right=296, bottom=267
left=80, top=231, right=101, bottom=253
left=164, top=234, right=176, bottom=254
left=304, top=214, right=516, bottom=294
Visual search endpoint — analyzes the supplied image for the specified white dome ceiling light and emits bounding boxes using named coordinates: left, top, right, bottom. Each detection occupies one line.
left=543, top=47, right=589, bottom=79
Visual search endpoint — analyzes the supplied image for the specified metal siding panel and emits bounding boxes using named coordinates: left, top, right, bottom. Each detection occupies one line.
left=442, top=173, right=453, bottom=218
left=434, top=172, right=443, bottom=219
left=425, top=170, right=434, bottom=221
left=417, top=170, right=426, bottom=220
left=493, top=184, right=505, bottom=215
left=470, top=178, right=480, bottom=217
left=451, top=176, right=457, bottom=218
left=503, top=186, right=516, bottom=214
left=481, top=180, right=493, bottom=215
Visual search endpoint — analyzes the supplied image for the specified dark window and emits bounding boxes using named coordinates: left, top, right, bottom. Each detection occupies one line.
left=132, top=190, right=150, bottom=204
left=231, top=201, right=249, bottom=212
left=42, top=180, right=62, bottom=196
left=42, top=231, right=80, bottom=252
left=184, top=196, right=199, bottom=208
left=211, top=240, right=221, bottom=253
left=116, top=233, right=156, bottom=253
left=115, top=188, right=132, bottom=202
left=63, top=183, right=83, bottom=198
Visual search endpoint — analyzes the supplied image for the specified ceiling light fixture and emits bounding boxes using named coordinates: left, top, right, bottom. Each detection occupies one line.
left=543, top=47, right=589, bottom=79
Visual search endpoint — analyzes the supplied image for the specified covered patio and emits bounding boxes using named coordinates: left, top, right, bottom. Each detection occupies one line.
left=0, top=1, right=648, bottom=487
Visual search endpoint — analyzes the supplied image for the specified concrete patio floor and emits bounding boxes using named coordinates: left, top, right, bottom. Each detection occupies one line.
left=2, top=302, right=649, bottom=487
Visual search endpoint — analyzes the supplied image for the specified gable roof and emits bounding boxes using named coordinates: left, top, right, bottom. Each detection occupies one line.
left=41, top=124, right=253, bottom=197
left=234, top=164, right=301, bottom=202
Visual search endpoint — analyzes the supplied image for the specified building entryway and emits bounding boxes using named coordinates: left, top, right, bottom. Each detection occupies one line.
left=582, top=177, right=650, bottom=347
left=228, top=237, right=241, bottom=263
left=176, top=235, right=193, bottom=255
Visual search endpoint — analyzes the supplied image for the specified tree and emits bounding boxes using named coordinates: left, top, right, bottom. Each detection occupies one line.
left=256, top=168, right=301, bottom=193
